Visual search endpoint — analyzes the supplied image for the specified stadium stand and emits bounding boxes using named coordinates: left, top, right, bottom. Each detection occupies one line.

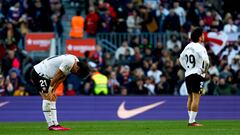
left=0, top=0, right=239, bottom=96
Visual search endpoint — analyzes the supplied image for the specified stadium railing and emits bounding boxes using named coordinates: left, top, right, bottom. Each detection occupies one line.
left=96, top=32, right=186, bottom=51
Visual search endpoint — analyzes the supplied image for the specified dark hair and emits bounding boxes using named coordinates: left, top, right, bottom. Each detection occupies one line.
left=76, top=10, right=81, bottom=16
left=77, top=61, right=90, bottom=79
left=191, top=27, right=203, bottom=43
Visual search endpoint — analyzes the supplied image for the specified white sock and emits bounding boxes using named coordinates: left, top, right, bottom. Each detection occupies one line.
left=50, top=101, right=59, bottom=126
left=188, top=111, right=191, bottom=117
left=189, top=111, right=198, bottom=123
left=191, top=111, right=197, bottom=123
left=42, top=100, right=54, bottom=127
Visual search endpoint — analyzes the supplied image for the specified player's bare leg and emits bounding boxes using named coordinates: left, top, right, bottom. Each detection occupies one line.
left=187, top=94, right=193, bottom=117
left=188, top=93, right=203, bottom=126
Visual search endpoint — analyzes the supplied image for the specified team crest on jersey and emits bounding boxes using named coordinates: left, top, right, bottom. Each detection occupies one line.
left=64, top=65, right=71, bottom=71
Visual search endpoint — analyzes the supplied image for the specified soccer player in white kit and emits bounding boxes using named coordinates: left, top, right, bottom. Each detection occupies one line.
left=31, top=54, right=90, bottom=131
left=179, top=27, right=210, bottom=126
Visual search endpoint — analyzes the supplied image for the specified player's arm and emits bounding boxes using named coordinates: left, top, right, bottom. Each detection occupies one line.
left=199, top=50, right=210, bottom=73
left=49, top=59, right=74, bottom=92
left=49, top=69, right=66, bottom=92
left=179, top=49, right=187, bottom=70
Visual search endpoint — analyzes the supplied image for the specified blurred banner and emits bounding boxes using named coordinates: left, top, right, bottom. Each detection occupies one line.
left=0, top=96, right=239, bottom=122
left=205, top=32, right=240, bottom=55
left=25, top=33, right=55, bottom=52
left=205, top=32, right=228, bottom=55
left=66, top=38, right=96, bottom=57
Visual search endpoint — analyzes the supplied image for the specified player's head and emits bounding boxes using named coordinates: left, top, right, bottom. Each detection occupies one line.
left=76, top=61, right=91, bottom=79
left=191, top=27, right=204, bottom=43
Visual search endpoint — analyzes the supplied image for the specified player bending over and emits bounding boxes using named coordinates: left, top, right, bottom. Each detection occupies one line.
left=179, top=27, right=210, bottom=126
left=31, top=54, right=90, bottom=131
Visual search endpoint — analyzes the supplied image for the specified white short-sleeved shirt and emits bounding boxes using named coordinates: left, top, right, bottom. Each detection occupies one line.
left=179, top=42, right=209, bottom=78
left=34, top=54, right=79, bottom=79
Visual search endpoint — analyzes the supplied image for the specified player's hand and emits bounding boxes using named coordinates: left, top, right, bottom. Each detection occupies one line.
left=199, top=88, right=206, bottom=95
left=48, top=86, right=54, bottom=93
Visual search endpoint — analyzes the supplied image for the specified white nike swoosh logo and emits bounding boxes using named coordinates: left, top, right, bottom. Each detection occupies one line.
left=117, top=101, right=165, bottom=119
left=0, top=101, right=9, bottom=108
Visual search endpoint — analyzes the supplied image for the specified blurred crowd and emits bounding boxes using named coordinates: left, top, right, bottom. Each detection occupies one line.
left=0, top=0, right=64, bottom=96
left=84, top=0, right=240, bottom=36
left=0, top=0, right=240, bottom=96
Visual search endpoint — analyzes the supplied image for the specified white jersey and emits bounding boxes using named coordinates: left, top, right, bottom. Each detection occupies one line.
left=179, top=42, right=209, bottom=78
left=34, top=54, right=79, bottom=79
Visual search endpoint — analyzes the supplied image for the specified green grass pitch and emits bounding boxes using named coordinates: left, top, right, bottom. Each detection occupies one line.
left=0, top=120, right=239, bottom=135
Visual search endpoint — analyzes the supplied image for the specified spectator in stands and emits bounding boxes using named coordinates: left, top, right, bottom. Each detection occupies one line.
left=133, top=47, right=143, bottom=66
left=0, top=21, right=21, bottom=50
left=231, top=55, right=240, bottom=73
left=129, top=36, right=140, bottom=48
left=153, top=41, right=164, bottom=60
left=19, top=15, right=30, bottom=36
left=0, top=73, right=13, bottom=96
left=166, top=34, right=182, bottom=51
left=199, top=19, right=210, bottom=32
left=207, top=74, right=219, bottom=95
left=219, top=64, right=233, bottom=79
left=8, top=68, right=24, bottom=94
left=214, top=77, right=236, bottom=95
left=108, top=71, right=120, bottom=95
left=120, top=87, right=128, bottom=95
left=117, top=65, right=132, bottom=92
left=103, top=52, right=115, bottom=67
left=99, top=8, right=113, bottom=33
left=223, top=18, right=238, bottom=33
left=82, top=81, right=92, bottom=95
left=7, top=1, right=23, bottom=25
left=147, top=63, right=162, bottom=84
left=1, top=74, right=14, bottom=96
left=203, top=11, right=213, bottom=28
left=139, top=5, right=158, bottom=32
left=133, top=68, right=145, bottom=80
left=115, top=41, right=134, bottom=62
left=126, top=9, right=142, bottom=33
left=50, top=0, right=65, bottom=19
left=139, top=38, right=153, bottom=54
left=131, top=78, right=148, bottom=95
left=65, top=84, right=76, bottom=96
left=13, top=84, right=29, bottom=96
left=185, top=1, right=199, bottom=27
left=144, top=76, right=155, bottom=95
left=119, top=48, right=135, bottom=65
left=163, top=9, right=180, bottom=32
left=163, top=59, right=178, bottom=95
left=208, top=63, right=220, bottom=76
left=220, top=45, right=239, bottom=65
left=51, top=14, right=63, bottom=38
left=1, top=50, right=17, bottom=76
left=114, top=1, right=127, bottom=33
left=155, top=4, right=169, bottom=32
left=29, top=0, right=53, bottom=32
left=173, top=1, right=186, bottom=27
left=70, top=10, right=84, bottom=38
left=85, top=6, right=99, bottom=37
left=92, top=45, right=103, bottom=65
left=223, top=12, right=232, bottom=24
left=156, top=74, right=170, bottom=95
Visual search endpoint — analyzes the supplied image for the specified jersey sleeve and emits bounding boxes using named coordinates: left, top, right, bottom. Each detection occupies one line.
left=199, top=48, right=210, bottom=72
left=179, top=49, right=186, bottom=70
left=59, top=58, right=75, bottom=75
